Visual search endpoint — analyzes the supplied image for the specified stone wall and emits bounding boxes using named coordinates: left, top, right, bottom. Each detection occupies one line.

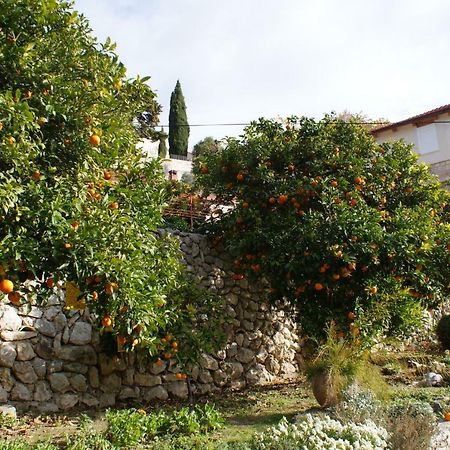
left=0, top=231, right=301, bottom=412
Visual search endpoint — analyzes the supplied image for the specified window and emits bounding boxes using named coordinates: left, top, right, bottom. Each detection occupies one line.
left=416, top=124, right=439, bottom=154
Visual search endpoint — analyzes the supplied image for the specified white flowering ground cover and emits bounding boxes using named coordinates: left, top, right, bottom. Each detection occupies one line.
left=250, top=415, right=389, bottom=450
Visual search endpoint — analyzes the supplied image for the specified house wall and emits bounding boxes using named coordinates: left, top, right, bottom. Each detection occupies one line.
left=139, top=139, right=193, bottom=179
left=0, top=231, right=301, bottom=413
left=373, top=112, right=450, bottom=181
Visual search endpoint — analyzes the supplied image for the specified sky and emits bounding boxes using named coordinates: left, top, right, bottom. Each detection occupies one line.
left=73, top=0, right=450, bottom=149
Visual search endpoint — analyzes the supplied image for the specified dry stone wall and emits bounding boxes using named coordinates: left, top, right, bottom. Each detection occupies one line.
left=0, top=231, right=301, bottom=412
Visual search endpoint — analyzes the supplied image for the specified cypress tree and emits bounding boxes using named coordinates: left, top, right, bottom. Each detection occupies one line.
left=169, top=80, right=189, bottom=156
left=158, top=134, right=168, bottom=158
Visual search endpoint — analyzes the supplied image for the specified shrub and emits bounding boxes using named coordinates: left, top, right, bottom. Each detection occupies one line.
left=386, top=399, right=437, bottom=450
left=194, top=116, right=450, bottom=343
left=436, top=314, right=450, bottom=349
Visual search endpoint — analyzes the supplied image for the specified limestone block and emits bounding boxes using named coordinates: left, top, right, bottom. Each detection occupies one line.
left=0, top=305, right=22, bottom=331
left=0, top=342, right=17, bottom=368
left=142, top=385, right=168, bottom=402
left=69, top=322, right=92, bottom=345
left=15, top=341, right=35, bottom=361
left=134, top=373, right=161, bottom=387
left=33, top=381, right=53, bottom=402
left=48, top=373, right=70, bottom=393
left=10, top=382, right=32, bottom=401
left=13, top=361, right=37, bottom=384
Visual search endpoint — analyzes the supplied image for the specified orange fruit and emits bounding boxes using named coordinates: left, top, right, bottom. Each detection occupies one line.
left=0, top=279, right=14, bottom=294
left=155, top=358, right=163, bottom=366
left=369, top=286, right=378, bottom=295
left=163, top=352, right=172, bottom=360
left=171, top=341, right=178, bottom=349
left=242, top=202, right=249, bottom=208
left=109, top=202, right=119, bottom=210
left=7, top=136, right=15, bottom=145
left=330, top=180, right=338, bottom=187
left=94, top=275, right=102, bottom=283
left=46, top=278, right=54, bottom=288
left=105, top=283, right=114, bottom=296
left=92, top=291, right=98, bottom=301
left=117, top=335, right=127, bottom=346
left=354, top=176, right=363, bottom=185
left=251, top=264, right=261, bottom=273
left=332, top=273, right=340, bottom=280
left=71, top=221, right=80, bottom=231
left=199, top=164, right=209, bottom=174
left=31, top=171, right=41, bottom=181
left=233, top=273, right=245, bottom=280
left=89, top=134, right=100, bottom=146
left=102, top=315, right=113, bottom=327
left=103, top=170, right=112, bottom=180
left=7, top=291, right=21, bottom=305
left=295, top=286, right=305, bottom=297
left=314, top=283, right=324, bottom=291
left=444, top=412, right=450, bottom=421
left=268, top=197, right=276, bottom=205
left=278, top=195, right=288, bottom=205
left=64, top=242, right=72, bottom=250
left=165, top=334, right=172, bottom=341
left=348, top=311, right=355, bottom=320
left=349, top=198, right=358, bottom=207
left=287, top=164, right=295, bottom=172
left=175, top=373, right=184, bottom=380
left=236, top=173, right=244, bottom=182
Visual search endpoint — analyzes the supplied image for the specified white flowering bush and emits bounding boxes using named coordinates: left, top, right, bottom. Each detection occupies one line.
left=248, top=415, right=389, bottom=450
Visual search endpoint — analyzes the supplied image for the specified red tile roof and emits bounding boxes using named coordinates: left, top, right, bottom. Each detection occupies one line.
left=372, top=104, right=450, bottom=134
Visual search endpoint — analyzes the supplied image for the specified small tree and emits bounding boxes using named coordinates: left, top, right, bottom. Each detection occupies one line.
left=158, top=132, right=168, bottom=158
left=194, top=116, right=450, bottom=343
left=192, top=136, right=221, bottom=158
left=168, top=80, right=189, bottom=157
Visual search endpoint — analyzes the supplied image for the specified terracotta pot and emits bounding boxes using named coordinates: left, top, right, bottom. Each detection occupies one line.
left=311, top=371, right=339, bottom=407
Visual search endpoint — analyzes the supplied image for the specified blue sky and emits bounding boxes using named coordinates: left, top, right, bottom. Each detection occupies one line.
left=73, top=0, right=450, bottom=149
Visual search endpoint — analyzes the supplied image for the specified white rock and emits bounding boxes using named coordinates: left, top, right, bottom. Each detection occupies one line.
left=69, top=322, right=92, bottom=345
left=0, top=305, right=22, bottom=331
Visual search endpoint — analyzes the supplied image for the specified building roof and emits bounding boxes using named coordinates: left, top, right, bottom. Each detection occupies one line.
left=372, top=104, right=450, bottom=134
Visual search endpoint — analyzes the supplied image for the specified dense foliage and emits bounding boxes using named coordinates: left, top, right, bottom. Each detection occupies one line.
left=168, top=80, right=189, bottom=156
left=192, top=136, right=221, bottom=158
left=436, top=314, right=450, bottom=349
left=194, top=116, right=450, bottom=342
left=0, top=0, right=222, bottom=359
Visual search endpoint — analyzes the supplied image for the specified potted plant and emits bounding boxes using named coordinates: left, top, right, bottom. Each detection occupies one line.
left=306, top=322, right=363, bottom=407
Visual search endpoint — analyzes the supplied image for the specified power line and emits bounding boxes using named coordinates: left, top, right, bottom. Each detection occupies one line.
left=155, top=120, right=450, bottom=129
left=156, top=120, right=450, bottom=128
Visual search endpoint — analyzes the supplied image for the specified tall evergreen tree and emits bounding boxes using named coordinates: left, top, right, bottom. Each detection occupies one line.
left=168, top=80, right=189, bottom=156
left=158, top=133, right=168, bottom=158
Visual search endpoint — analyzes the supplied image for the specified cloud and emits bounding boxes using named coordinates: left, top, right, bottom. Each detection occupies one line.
left=74, top=0, right=450, bottom=146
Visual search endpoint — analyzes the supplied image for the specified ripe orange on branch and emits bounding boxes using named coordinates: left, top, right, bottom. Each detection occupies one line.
left=102, top=315, right=113, bottom=327
left=0, top=279, right=14, bottom=294
left=89, top=134, right=100, bottom=146
left=8, top=291, right=21, bottom=305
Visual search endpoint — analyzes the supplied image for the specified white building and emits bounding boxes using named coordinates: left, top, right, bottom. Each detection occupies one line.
left=371, top=104, right=450, bottom=182
left=139, top=139, right=193, bottom=181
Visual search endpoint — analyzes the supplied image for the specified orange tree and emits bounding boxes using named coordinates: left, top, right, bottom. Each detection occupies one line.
left=0, top=0, right=224, bottom=360
left=194, top=116, right=450, bottom=343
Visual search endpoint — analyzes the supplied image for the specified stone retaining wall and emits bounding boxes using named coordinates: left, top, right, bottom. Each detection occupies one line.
left=0, top=231, right=301, bottom=412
